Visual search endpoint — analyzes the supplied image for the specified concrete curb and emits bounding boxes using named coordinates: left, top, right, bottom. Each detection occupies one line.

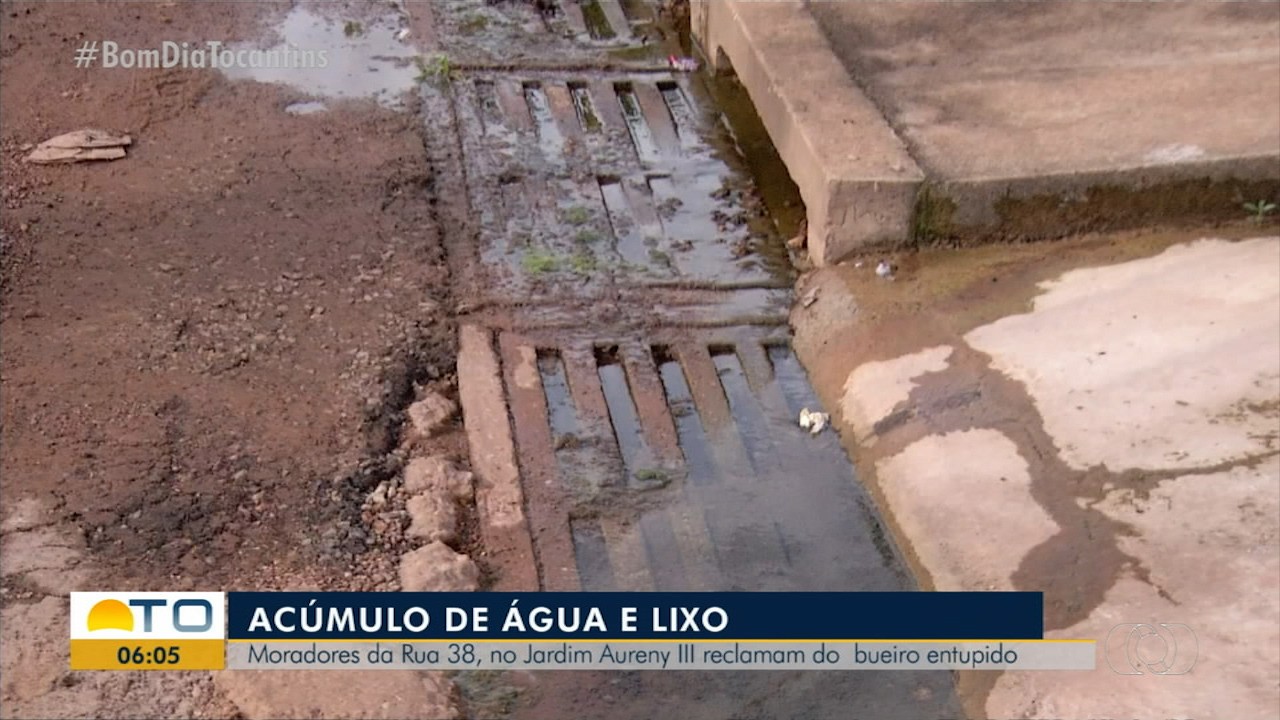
left=457, top=324, right=540, bottom=591
left=924, top=155, right=1280, bottom=236
left=693, top=0, right=924, bottom=265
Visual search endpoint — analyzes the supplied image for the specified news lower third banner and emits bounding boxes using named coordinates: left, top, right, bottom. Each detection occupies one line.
left=70, top=591, right=1097, bottom=671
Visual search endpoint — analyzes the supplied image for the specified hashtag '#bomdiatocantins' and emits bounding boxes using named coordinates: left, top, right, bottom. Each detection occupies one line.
left=73, top=41, right=99, bottom=67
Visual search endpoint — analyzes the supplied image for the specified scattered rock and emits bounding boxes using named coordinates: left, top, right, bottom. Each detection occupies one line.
left=786, top=219, right=808, bottom=250
left=367, top=481, right=389, bottom=509
left=405, top=493, right=457, bottom=544
left=398, top=541, right=479, bottom=592
left=1, top=498, right=49, bottom=534
left=25, top=129, right=131, bottom=164
left=800, top=287, right=819, bottom=308
left=407, top=391, right=456, bottom=438
left=403, top=456, right=474, bottom=503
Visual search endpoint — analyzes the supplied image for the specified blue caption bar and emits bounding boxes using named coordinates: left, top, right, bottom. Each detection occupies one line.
left=227, top=592, right=1043, bottom=640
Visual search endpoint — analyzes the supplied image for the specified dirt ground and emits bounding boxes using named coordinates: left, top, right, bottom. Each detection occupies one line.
left=1, top=2, right=469, bottom=717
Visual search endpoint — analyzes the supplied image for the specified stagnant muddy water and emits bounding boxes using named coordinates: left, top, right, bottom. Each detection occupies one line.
left=226, top=2, right=961, bottom=717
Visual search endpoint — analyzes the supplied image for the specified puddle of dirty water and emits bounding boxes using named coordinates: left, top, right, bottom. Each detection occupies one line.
left=654, top=345, right=903, bottom=591
left=653, top=346, right=718, bottom=488
left=594, top=346, right=664, bottom=485
left=580, top=0, right=617, bottom=41
left=524, top=82, right=565, bottom=160
left=700, top=70, right=806, bottom=243
left=615, top=83, right=662, bottom=165
left=537, top=351, right=578, bottom=438
left=449, top=71, right=795, bottom=302
left=767, top=344, right=826, bottom=417
left=711, top=347, right=780, bottom=477
left=221, top=6, right=419, bottom=108
left=567, top=517, right=616, bottom=592
left=568, top=82, right=603, bottom=132
left=434, top=0, right=644, bottom=65
left=536, top=348, right=627, bottom=503
left=527, top=334, right=914, bottom=594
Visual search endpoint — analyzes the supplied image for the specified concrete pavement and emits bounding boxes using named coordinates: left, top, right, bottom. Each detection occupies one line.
left=791, top=230, right=1279, bottom=719
left=692, top=1, right=1280, bottom=263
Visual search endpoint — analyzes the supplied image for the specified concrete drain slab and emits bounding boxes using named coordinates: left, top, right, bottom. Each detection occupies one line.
left=438, top=71, right=792, bottom=317
left=464, top=324, right=915, bottom=595
left=435, top=0, right=647, bottom=61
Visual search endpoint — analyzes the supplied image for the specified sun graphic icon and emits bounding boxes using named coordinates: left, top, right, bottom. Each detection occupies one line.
left=86, top=599, right=134, bottom=632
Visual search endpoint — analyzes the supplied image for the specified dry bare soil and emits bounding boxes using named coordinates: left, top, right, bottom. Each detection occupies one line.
left=1, top=3, right=464, bottom=716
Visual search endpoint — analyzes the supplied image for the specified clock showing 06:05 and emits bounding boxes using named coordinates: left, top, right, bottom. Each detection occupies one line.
left=69, top=592, right=226, bottom=671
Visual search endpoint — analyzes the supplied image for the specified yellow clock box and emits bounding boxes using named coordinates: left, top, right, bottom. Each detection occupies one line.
left=69, top=592, right=226, bottom=670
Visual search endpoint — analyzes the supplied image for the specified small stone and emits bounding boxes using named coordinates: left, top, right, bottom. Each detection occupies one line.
left=800, top=287, right=819, bottom=308
left=405, top=493, right=457, bottom=543
left=407, top=391, right=457, bottom=438
left=365, top=484, right=386, bottom=510
left=403, top=456, right=474, bottom=502
left=399, top=541, right=479, bottom=592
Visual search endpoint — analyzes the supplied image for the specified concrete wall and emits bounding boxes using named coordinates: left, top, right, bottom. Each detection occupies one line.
left=691, top=0, right=923, bottom=265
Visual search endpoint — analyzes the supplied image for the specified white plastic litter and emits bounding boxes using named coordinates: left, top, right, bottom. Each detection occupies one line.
left=875, top=260, right=894, bottom=279
left=798, top=407, right=829, bottom=436
left=668, top=55, right=700, bottom=72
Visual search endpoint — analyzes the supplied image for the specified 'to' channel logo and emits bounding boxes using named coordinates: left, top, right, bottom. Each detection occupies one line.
left=69, top=592, right=226, bottom=670
left=1105, top=623, right=1198, bottom=675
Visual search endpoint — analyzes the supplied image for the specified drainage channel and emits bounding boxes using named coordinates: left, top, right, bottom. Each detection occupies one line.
left=475, top=326, right=960, bottom=717
left=448, top=68, right=792, bottom=309
left=499, top=327, right=914, bottom=594
left=427, top=2, right=962, bottom=716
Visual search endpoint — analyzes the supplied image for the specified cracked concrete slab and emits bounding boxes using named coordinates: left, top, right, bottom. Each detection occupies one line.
left=987, top=459, right=1280, bottom=719
left=841, top=344, right=953, bottom=442
left=874, top=428, right=1058, bottom=592
left=792, top=231, right=1280, bottom=720
left=965, top=237, right=1280, bottom=471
